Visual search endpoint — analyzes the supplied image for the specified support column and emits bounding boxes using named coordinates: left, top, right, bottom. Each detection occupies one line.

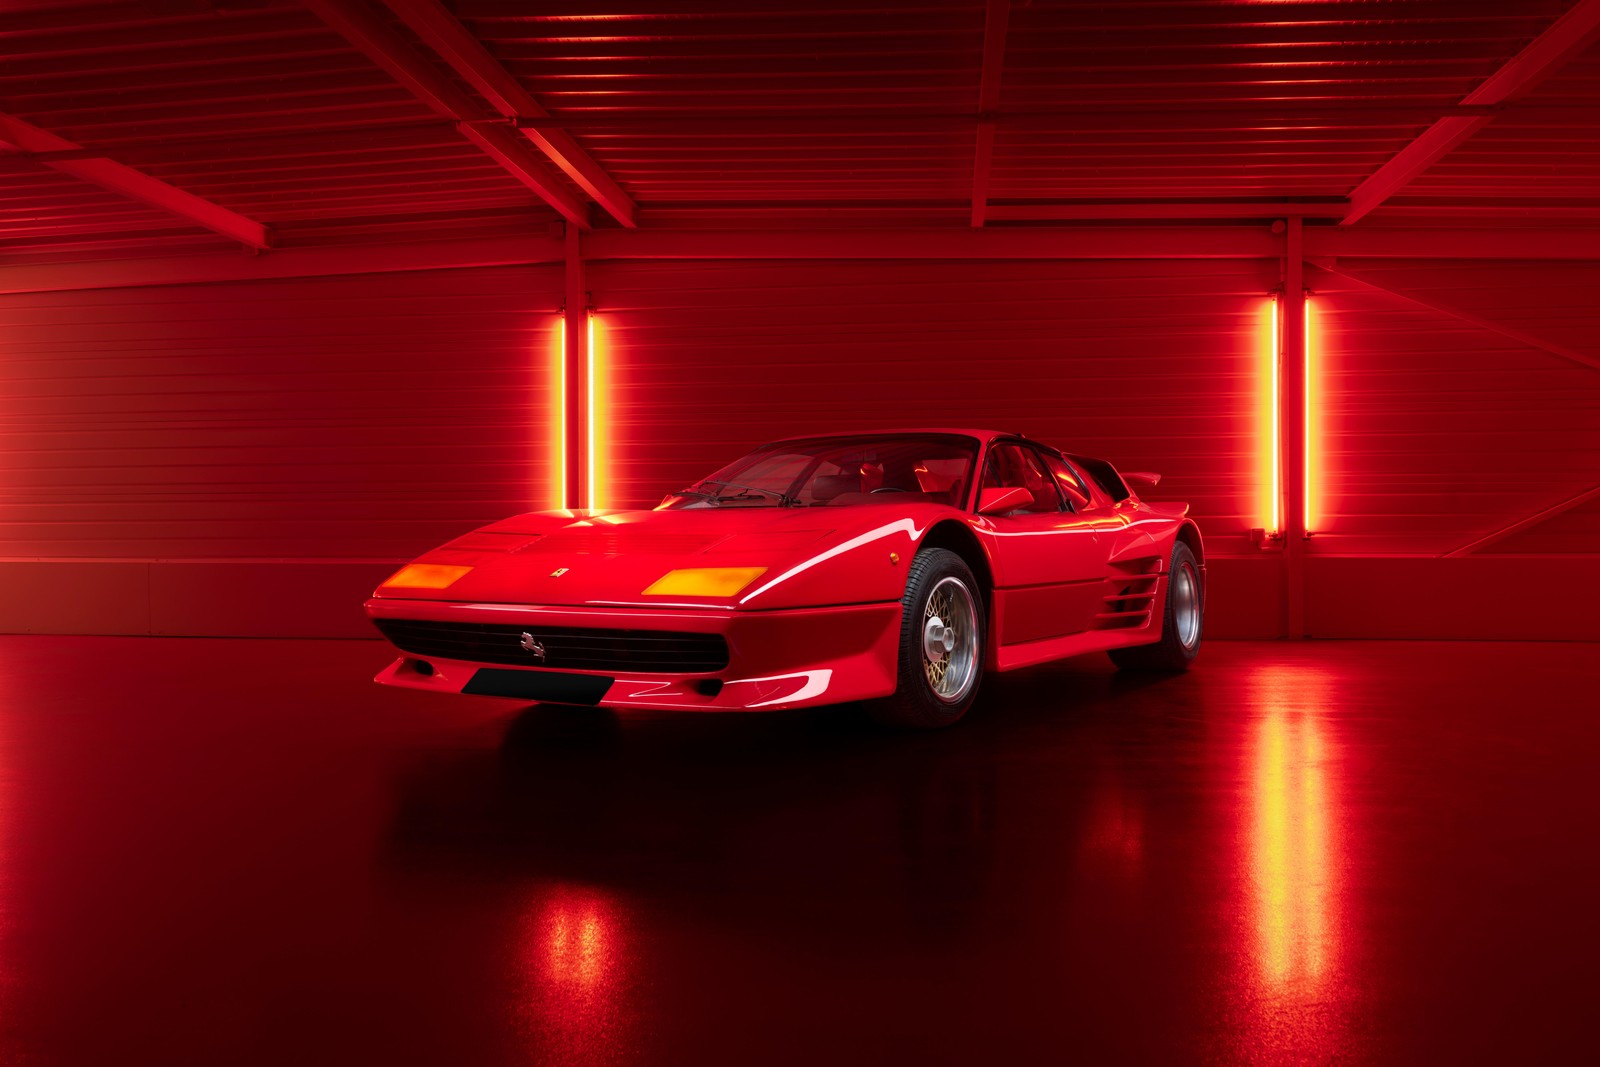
left=1281, top=218, right=1307, bottom=638
left=563, top=222, right=588, bottom=509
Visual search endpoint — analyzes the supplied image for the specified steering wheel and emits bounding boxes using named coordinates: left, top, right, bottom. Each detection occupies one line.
left=869, top=487, right=910, bottom=494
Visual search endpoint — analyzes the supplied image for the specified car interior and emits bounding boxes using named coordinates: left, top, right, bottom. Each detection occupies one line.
left=979, top=444, right=1063, bottom=513
left=807, top=450, right=969, bottom=507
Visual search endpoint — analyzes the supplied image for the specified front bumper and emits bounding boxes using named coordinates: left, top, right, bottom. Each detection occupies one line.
left=364, top=597, right=903, bottom=711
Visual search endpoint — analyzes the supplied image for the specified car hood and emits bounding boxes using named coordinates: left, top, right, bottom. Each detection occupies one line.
left=375, top=504, right=949, bottom=610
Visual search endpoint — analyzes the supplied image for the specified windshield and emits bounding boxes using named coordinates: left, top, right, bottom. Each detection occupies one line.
left=661, top=434, right=980, bottom=509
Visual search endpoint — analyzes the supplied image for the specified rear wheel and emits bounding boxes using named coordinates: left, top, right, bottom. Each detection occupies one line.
left=1109, top=540, right=1203, bottom=672
left=867, top=548, right=985, bottom=729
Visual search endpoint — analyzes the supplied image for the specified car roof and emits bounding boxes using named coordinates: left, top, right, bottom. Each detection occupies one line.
left=764, top=428, right=1015, bottom=447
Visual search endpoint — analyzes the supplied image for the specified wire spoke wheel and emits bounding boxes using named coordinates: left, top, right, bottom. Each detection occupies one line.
left=870, top=547, right=986, bottom=729
left=920, top=575, right=978, bottom=704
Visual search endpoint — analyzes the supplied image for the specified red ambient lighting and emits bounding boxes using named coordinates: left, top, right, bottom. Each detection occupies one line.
left=1260, top=291, right=1317, bottom=538
left=1260, top=295, right=1282, bottom=536
left=587, top=312, right=602, bottom=512
left=553, top=318, right=568, bottom=510
left=553, top=312, right=603, bottom=510
left=1303, top=295, right=1318, bottom=535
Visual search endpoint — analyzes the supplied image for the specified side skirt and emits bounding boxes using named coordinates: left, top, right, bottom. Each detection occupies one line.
left=991, top=624, right=1164, bottom=672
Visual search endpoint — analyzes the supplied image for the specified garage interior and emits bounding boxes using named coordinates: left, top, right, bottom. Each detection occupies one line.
left=2, top=0, right=1598, bottom=1062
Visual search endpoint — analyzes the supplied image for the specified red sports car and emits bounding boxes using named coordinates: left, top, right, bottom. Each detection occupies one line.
left=366, top=430, right=1204, bottom=728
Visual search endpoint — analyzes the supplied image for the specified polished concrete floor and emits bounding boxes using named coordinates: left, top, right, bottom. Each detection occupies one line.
left=0, top=636, right=1594, bottom=1064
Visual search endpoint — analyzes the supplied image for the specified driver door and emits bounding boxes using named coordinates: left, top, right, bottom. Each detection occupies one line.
left=977, top=442, right=1108, bottom=644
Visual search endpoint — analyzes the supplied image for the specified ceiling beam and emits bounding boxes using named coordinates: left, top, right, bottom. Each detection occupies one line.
left=0, top=233, right=564, bottom=296
left=11, top=225, right=1600, bottom=296
left=591, top=227, right=1600, bottom=261
left=987, top=202, right=1347, bottom=222
left=969, top=0, right=1010, bottom=228
left=303, top=0, right=590, bottom=228
left=1305, top=226, right=1600, bottom=260
left=0, top=112, right=271, bottom=249
left=379, top=0, right=635, bottom=228
left=1342, top=0, right=1600, bottom=226
left=590, top=227, right=1281, bottom=260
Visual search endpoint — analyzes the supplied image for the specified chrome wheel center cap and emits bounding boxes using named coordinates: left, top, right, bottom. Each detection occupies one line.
left=923, top=615, right=956, bottom=661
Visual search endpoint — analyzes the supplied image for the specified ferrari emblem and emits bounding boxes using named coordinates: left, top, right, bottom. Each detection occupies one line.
left=550, top=567, right=569, bottom=577
left=518, top=633, right=547, bottom=662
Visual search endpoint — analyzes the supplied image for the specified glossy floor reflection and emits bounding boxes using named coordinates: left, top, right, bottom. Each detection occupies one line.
left=0, top=637, right=1595, bottom=1064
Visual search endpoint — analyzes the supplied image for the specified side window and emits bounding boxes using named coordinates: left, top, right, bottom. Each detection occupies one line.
left=1042, top=453, right=1093, bottom=511
left=1067, top=453, right=1132, bottom=504
left=980, top=443, right=1063, bottom=514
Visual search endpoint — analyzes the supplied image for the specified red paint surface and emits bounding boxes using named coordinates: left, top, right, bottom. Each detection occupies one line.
left=365, top=429, right=1201, bottom=710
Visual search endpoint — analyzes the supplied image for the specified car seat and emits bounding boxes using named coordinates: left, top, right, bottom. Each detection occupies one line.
left=812, top=472, right=862, bottom=502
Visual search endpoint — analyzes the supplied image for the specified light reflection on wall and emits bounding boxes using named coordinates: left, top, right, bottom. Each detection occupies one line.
left=517, top=883, right=628, bottom=1060
left=1241, top=663, right=1344, bottom=1052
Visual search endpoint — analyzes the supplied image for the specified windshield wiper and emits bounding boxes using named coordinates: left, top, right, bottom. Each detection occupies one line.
left=681, top=479, right=798, bottom=506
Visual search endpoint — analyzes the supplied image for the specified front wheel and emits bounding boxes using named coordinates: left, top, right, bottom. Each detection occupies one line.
left=867, top=548, right=986, bottom=729
left=1109, top=540, right=1203, bottom=672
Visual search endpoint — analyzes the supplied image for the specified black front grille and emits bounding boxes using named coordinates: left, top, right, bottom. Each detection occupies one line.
left=373, top=618, right=729, bottom=673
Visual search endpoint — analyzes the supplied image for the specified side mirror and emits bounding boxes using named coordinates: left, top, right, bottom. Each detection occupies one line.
left=978, top=486, right=1033, bottom=515
left=1123, top=471, right=1161, bottom=495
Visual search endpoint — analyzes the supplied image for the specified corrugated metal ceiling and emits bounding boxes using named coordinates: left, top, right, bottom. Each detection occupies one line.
left=1, top=0, right=1598, bottom=259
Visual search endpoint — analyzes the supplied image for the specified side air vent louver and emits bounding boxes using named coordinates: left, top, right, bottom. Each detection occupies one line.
left=1094, top=559, right=1163, bottom=630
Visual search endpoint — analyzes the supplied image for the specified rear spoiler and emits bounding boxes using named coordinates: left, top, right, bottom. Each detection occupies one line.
left=1065, top=454, right=1185, bottom=513
left=1121, top=471, right=1188, bottom=515
left=1122, top=471, right=1160, bottom=494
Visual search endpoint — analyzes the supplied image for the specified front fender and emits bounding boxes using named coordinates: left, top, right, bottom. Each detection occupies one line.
left=734, top=508, right=965, bottom=611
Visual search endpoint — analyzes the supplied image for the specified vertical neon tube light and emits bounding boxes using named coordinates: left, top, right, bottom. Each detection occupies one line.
left=586, top=312, right=599, bottom=511
left=1272, top=295, right=1282, bottom=535
left=554, top=312, right=601, bottom=510
left=1302, top=296, right=1316, bottom=534
left=1260, top=295, right=1282, bottom=535
left=554, top=319, right=568, bottom=509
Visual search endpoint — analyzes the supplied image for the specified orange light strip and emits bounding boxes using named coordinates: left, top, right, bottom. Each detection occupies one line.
left=381, top=563, right=472, bottom=590
left=643, top=567, right=767, bottom=597
left=554, top=319, right=568, bottom=509
left=1303, top=295, right=1316, bottom=534
left=586, top=312, right=599, bottom=511
left=1272, top=295, right=1282, bottom=535
left=1260, top=295, right=1282, bottom=535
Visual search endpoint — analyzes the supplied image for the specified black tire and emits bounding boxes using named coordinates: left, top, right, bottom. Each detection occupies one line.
left=1109, top=540, right=1203, bottom=672
left=867, top=548, right=986, bottom=730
